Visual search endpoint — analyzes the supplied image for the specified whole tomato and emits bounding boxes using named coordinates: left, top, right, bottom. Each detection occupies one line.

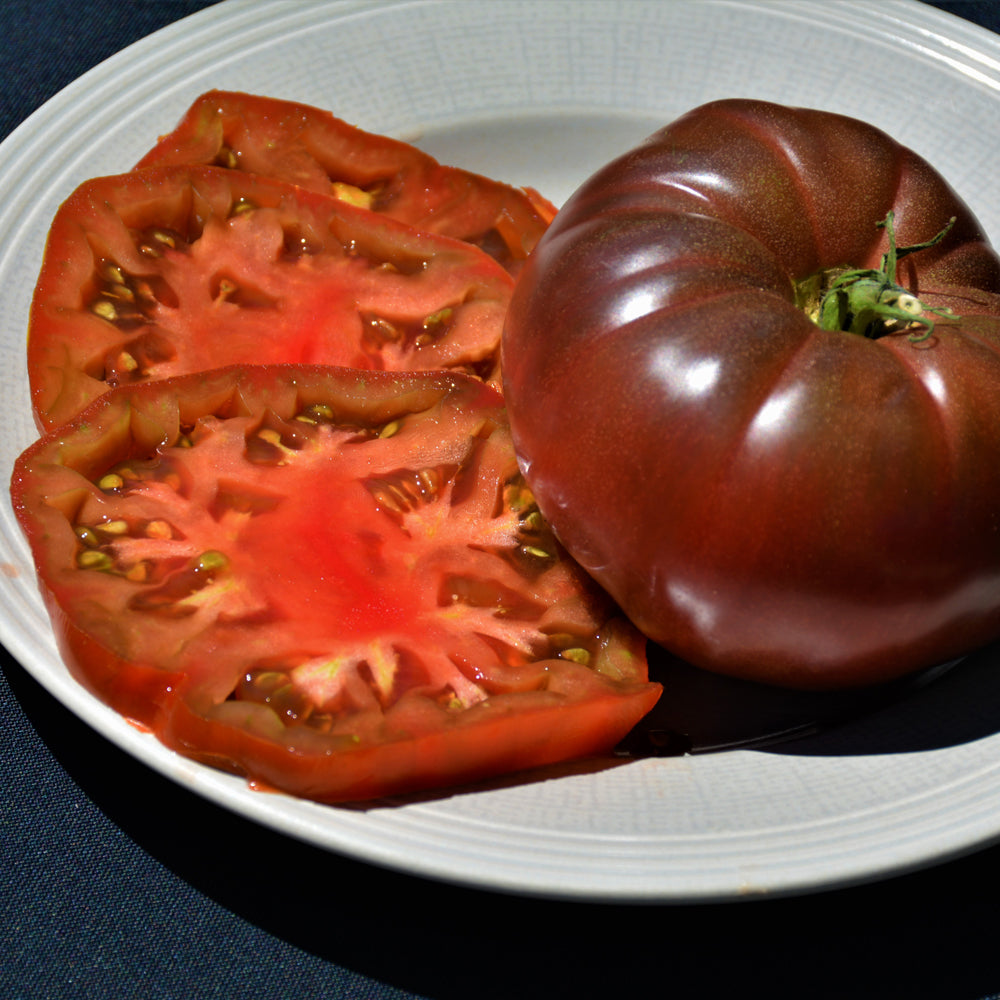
left=502, top=99, right=1000, bottom=690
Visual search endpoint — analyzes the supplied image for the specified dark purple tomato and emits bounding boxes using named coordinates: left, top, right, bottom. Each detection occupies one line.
left=503, top=98, right=1000, bottom=689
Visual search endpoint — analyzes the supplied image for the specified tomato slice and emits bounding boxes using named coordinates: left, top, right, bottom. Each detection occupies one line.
left=11, top=365, right=659, bottom=803
left=136, top=90, right=556, bottom=274
left=28, top=165, right=512, bottom=432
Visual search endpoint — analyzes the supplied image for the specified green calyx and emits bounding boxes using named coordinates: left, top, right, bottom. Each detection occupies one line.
left=809, top=211, right=958, bottom=342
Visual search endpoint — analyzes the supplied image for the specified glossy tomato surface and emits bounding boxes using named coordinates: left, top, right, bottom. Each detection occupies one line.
left=503, top=98, right=1000, bottom=689
left=136, top=90, right=556, bottom=274
left=11, top=365, right=658, bottom=803
left=28, top=164, right=512, bottom=431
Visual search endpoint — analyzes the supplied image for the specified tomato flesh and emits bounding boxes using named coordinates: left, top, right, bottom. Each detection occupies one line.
left=135, top=90, right=556, bottom=274
left=12, top=365, right=659, bottom=802
left=28, top=165, right=512, bottom=431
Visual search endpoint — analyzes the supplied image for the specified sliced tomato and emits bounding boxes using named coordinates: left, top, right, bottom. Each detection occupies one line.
left=28, top=165, right=512, bottom=432
left=11, top=365, right=659, bottom=803
left=136, top=90, right=556, bottom=274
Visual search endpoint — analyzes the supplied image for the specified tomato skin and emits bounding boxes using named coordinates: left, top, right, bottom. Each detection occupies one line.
left=28, top=164, right=512, bottom=431
left=502, top=99, right=1000, bottom=689
left=12, top=364, right=658, bottom=802
left=136, top=90, right=556, bottom=274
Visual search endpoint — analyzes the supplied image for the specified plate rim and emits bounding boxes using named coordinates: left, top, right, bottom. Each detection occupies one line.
left=4, top=0, right=1000, bottom=903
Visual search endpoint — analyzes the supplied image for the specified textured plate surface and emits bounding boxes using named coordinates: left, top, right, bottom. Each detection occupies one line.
left=4, top=0, right=1000, bottom=901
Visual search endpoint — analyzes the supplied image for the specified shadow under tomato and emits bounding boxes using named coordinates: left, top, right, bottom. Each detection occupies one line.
left=617, top=638, right=1000, bottom=760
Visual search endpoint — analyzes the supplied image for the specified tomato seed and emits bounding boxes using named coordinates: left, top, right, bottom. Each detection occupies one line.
left=99, top=261, right=125, bottom=284
left=331, top=181, right=374, bottom=210
left=74, top=525, right=100, bottom=547
left=125, top=562, right=149, bottom=583
left=97, top=519, right=129, bottom=536
left=195, top=550, right=229, bottom=574
left=295, top=402, right=336, bottom=425
left=77, top=550, right=113, bottom=571
left=215, top=145, right=238, bottom=169
left=91, top=300, right=118, bottom=322
left=522, top=545, right=553, bottom=560
left=98, top=473, right=124, bottom=491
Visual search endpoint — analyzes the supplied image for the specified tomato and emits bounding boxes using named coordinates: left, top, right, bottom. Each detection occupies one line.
left=502, top=98, right=1000, bottom=690
left=27, top=164, right=512, bottom=432
left=136, top=90, right=556, bottom=274
left=11, top=364, right=659, bottom=802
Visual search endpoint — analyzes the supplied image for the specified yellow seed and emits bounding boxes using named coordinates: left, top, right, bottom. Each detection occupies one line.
left=295, top=402, right=335, bottom=424
left=196, top=550, right=229, bottom=574
left=100, top=262, right=125, bottom=284
left=91, top=299, right=118, bottom=322
left=379, top=420, right=401, bottom=439
left=125, top=562, right=149, bottom=582
left=74, top=525, right=100, bottom=547
left=559, top=648, right=591, bottom=666
left=96, top=519, right=128, bottom=536
left=422, top=307, right=453, bottom=331
left=145, top=520, right=172, bottom=539
left=116, top=351, right=138, bottom=373
left=417, top=468, right=439, bottom=494
left=108, top=282, right=135, bottom=303
left=367, top=316, right=401, bottom=343
left=258, top=428, right=283, bottom=446
left=370, top=486, right=402, bottom=512
left=522, top=545, right=552, bottom=560
left=98, top=473, right=124, bottom=491
left=331, top=181, right=374, bottom=210
left=77, top=550, right=113, bottom=571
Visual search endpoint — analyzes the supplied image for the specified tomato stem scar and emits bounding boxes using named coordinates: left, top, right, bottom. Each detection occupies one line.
left=811, top=211, right=958, bottom=342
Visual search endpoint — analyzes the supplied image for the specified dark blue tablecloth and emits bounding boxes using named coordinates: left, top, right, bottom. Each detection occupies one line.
left=4, top=2, right=1000, bottom=998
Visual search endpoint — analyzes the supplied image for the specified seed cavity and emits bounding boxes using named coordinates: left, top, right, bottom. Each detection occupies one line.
left=136, top=226, right=185, bottom=258
left=366, top=465, right=449, bottom=519
left=215, top=145, right=239, bottom=169
left=295, top=402, right=336, bottom=425
left=230, top=198, right=256, bottom=218
left=417, top=307, right=454, bottom=346
left=126, top=550, right=229, bottom=616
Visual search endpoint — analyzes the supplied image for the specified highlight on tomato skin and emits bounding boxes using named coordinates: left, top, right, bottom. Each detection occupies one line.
left=27, top=164, right=513, bottom=433
left=502, top=98, right=1000, bottom=691
left=10, top=364, right=660, bottom=804
left=135, top=90, right=557, bottom=275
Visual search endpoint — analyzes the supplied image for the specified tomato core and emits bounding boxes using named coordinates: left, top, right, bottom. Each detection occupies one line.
left=229, top=454, right=414, bottom=639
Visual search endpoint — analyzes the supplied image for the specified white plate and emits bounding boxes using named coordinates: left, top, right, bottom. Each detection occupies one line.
left=4, top=0, right=1000, bottom=902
